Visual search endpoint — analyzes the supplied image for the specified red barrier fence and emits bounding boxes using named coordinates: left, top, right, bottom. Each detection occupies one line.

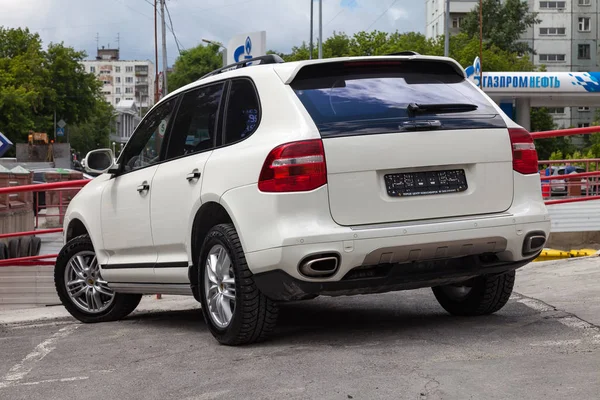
left=0, top=180, right=89, bottom=267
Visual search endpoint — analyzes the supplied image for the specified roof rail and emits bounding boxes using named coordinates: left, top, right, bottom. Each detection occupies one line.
left=200, top=54, right=285, bottom=79
left=387, top=51, right=421, bottom=56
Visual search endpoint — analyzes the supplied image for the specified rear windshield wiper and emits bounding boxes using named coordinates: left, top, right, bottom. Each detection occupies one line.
left=407, top=103, right=478, bottom=116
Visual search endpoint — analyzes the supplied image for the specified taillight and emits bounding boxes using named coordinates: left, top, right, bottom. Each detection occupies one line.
left=258, top=140, right=327, bottom=192
left=509, top=128, right=539, bottom=175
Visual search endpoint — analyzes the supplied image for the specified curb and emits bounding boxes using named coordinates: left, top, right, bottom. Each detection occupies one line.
left=534, top=248, right=598, bottom=262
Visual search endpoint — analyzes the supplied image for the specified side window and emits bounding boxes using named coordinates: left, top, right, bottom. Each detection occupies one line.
left=166, top=82, right=225, bottom=159
left=223, top=79, right=260, bottom=145
left=120, top=98, right=177, bottom=173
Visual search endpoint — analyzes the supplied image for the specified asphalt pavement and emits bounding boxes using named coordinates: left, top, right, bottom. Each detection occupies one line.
left=0, top=258, right=599, bottom=400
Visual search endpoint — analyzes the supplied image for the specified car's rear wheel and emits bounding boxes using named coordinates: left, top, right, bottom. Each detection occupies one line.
left=432, top=271, right=515, bottom=316
left=55, top=235, right=142, bottom=323
left=198, top=224, right=278, bottom=345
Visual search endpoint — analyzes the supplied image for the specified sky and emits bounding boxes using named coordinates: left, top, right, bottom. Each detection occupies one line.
left=1, top=0, right=425, bottom=65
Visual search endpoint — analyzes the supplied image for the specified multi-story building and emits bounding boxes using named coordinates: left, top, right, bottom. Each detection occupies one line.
left=81, top=47, right=155, bottom=110
left=425, top=0, right=600, bottom=128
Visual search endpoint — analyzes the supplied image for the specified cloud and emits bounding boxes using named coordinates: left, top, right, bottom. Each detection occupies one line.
left=1, top=0, right=424, bottom=65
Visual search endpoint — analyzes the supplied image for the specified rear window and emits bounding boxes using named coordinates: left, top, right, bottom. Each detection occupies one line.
left=290, top=61, right=505, bottom=137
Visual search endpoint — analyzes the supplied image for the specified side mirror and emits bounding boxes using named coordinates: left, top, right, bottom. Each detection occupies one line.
left=84, top=149, right=117, bottom=174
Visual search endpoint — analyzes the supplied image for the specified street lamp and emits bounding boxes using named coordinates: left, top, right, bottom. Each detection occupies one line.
left=202, top=38, right=227, bottom=67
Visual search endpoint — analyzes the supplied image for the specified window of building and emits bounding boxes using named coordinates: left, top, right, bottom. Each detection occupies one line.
left=578, top=44, right=591, bottom=59
left=578, top=107, right=590, bottom=112
left=540, top=1, right=566, bottom=9
left=126, top=66, right=133, bottom=73
left=578, top=0, right=591, bottom=5
left=539, top=27, right=566, bottom=35
left=579, top=17, right=591, bottom=32
left=547, top=107, right=565, bottom=114
left=125, top=97, right=134, bottom=100
left=116, top=77, right=121, bottom=83
left=102, top=80, right=110, bottom=85
left=115, top=88, right=121, bottom=94
left=578, top=123, right=591, bottom=128
left=126, top=77, right=133, bottom=83
left=539, top=54, right=566, bottom=62
left=116, top=98, right=121, bottom=104
left=125, top=87, right=133, bottom=94
left=90, top=66, right=96, bottom=73
left=115, top=66, right=121, bottom=73
left=452, top=17, right=464, bottom=29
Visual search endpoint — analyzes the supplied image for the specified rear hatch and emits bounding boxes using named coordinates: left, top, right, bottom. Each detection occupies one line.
left=289, top=59, right=514, bottom=226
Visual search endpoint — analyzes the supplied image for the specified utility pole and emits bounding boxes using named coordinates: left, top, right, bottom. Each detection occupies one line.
left=318, top=0, right=323, bottom=59
left=160, top=0, right=168, bottom=97
left=154, top=0, right=159, bottom=103
left=309, top=0, right=314, bottom=59
left=444, top=0, right=450, bottom=57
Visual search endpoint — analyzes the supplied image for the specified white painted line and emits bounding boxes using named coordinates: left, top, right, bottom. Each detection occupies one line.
left=530, top=339, right=582, bottom=347
left=516, top=298, right=555, bottom=313
left=0, top=324, right=78, bottom=389
left=16, top=376, right=89, bottom=387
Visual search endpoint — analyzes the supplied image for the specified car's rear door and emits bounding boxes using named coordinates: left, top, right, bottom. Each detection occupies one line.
left=288, top=59, right=514, bottom=226
left=149, top=81, right=226, bottom=283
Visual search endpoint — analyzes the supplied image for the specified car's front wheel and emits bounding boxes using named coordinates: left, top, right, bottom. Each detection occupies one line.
left=432, top=271, right=515, bottom=316
left=55, top=235, right=142, bottom=323
left=198, top=224, right=278, bottom=345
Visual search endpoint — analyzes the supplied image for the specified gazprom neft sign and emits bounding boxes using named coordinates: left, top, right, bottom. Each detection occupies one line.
left=226, top=31, right=266, bottom=65
left=481, top=75, right=561, bottom=89
left=464, top=57, right=600, bottom=93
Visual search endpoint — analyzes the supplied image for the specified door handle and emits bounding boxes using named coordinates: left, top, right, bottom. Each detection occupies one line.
left=186, top=170, right=201, bottom=182
left=137, top=182, right=150, bottom=193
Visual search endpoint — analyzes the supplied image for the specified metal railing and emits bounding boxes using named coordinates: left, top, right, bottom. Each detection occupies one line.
left=0, top=180, right=89, bottom=267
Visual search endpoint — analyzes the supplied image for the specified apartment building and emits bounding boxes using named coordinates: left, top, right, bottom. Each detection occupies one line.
left=81, top=47, right=155, bottom=110
left=425, top=0, right=600, bottom=128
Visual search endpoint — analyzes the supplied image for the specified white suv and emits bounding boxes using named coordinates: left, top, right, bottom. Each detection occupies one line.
left=55, top=54, right=550, bottom=345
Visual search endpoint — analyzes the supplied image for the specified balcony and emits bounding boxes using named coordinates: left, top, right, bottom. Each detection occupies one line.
left=135, top=66, right=149, bottom=76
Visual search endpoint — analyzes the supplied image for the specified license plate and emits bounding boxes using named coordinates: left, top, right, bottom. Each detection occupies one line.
left=384, top=169, right=468, bottom=197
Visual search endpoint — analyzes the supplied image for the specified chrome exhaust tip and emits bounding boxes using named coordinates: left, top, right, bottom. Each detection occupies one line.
left=523, top=232, right=547, bottom=256
left=299, top=254, right=339, bottom=278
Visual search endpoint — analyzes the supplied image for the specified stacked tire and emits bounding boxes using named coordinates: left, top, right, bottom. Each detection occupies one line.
left=0, top=236, right=42, bottom=260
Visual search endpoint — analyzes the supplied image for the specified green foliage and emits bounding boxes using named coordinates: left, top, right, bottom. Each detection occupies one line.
left=68, top=99, right=114, bottom=156
left=461, top=0, right=540, bottom=54
left=530, top=107, right=575, bottom=160
left=167, top=44, right=222, bottom=92
left=0, top=26, right=109, bottom=154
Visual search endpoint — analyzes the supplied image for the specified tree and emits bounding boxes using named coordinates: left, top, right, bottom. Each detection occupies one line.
left=461, top=0, right=540, bottom=54
left=68, top=99, right=114, bottom=156
left=168, top=44, right=222, bottom=92
left=530, top=107, right=574, bottom=160
left=0, top=26, right=109, bottom=153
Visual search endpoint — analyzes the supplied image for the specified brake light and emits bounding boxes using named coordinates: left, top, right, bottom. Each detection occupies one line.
left=509, top=128, right=539, bottom=175
left=258, top=140, right=327, bottom=192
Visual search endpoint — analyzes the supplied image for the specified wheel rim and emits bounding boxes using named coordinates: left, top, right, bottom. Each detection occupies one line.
left=64, top=251, right=115, bottom=313
left=441, top=284, right=472, bottom=300
left=204, top=244, right=236, bottom=328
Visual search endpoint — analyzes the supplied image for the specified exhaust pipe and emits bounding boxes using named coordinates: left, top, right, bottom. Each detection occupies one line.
left=299, top=254, right=339, bottom=278
left=523, top=232, right=546, bottom=256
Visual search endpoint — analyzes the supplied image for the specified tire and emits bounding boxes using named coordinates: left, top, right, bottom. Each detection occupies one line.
left=432, top=271, right=516, bottom=316
left=0, top=242, right=7, bottom=260
left=54, top=235, right=142, bottom=323
left=198, top=224, right=279, bottom=345
left=30, top=236, right=42, bottom=256
left=19, top=236, right=32, bottom=257
left=8, top=238, right=20, bottom=258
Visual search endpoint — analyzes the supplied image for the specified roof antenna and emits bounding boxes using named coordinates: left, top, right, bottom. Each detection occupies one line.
left=95, top=33, right=99, bottom=50
left=116, top=32, right=120, bottom=50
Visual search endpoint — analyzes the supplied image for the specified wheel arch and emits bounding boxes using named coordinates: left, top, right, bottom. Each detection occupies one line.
left=188, top=201, right=236, bottom=297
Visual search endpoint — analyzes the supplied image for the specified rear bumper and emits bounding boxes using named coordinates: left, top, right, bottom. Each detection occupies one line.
left=254, top=253, right=539, bottom=301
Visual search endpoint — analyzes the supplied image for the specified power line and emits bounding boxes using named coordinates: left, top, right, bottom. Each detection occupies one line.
left=164, top=1, right=183, bottom=54
left=366, top=0, right=399, bottom=31
left=325, top=8, right=345, bottom=27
